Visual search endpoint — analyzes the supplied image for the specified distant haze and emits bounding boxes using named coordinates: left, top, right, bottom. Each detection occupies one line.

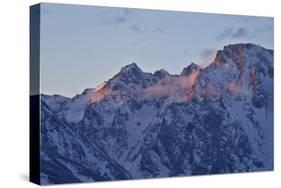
left=40, top=3, right=273, bottom=97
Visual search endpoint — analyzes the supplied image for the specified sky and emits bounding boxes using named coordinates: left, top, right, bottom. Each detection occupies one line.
left=39, top=3, right=273, bottom=97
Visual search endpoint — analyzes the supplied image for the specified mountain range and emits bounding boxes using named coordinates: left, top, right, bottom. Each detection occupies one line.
left=33, top=43, right=273, bottom=184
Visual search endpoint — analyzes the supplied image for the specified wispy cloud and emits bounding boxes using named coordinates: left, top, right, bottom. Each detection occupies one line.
left=216, top=27, right=252, bottom=41
left=143, top=70, right=200, bottom=101
left=102, top=9, right=131, bottom=25
left=91, top=69, right=200, bottom=103
left=130, top=24, right=146, bottom=33
left=200, top=49, right=216, bottom=59
left=101, top=9, right=164, bottom=34
left=200, top=49, right=217, bottom=67
left=130, top=24, right=163, bottom=33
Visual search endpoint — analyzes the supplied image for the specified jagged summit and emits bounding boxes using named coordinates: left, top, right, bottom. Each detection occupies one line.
left=181, top=62, right=201, bottom=76
left=196, top=43, right=273, bottom=100
left=213, top=43, right=273, bottom=67
left=153, top=69, right=170, bottom=79
left=107, top=62, right=153, bottom=90
left=112, top=62, right=146, bottom=80
left=223, top=43, right=268, bottom=51
left=120, top=62, right=143, bottom=73
left=76, top=43, right=273, bottom=103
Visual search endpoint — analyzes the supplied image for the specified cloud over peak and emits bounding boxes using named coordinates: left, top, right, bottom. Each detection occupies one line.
left=216, top=27, right=252, bottom=41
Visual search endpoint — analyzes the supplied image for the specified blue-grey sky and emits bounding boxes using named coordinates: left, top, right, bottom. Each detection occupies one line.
left=40, top=3, right=273, bottom=97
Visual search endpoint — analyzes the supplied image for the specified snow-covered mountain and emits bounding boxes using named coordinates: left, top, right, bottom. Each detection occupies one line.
left=36, top=43, right=273, bottom=184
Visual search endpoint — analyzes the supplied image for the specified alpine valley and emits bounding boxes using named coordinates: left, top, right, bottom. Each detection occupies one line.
left=34, top=43, right=273, bottom=184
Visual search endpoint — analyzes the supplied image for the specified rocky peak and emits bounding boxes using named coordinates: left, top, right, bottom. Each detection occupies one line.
left=153, top=69, right=170, bottom=79
left=181, top=62, right=201, bottom=76
left=213, top=43, right=272, bottom=68
left=119, top=62, right=143, bottom=74
left=107, top=63, right=153, bottom=91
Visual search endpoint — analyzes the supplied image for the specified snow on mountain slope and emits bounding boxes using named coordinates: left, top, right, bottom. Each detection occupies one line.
left=39, top=43, right=273, bottom=184
left=42, top=88, right=95, bottom=123
left=41, top=94, right=71, bottom=111
left=60, top=88, right=96, bottom=123
left=195, top=43, right=273, bottom=99
left=40, top=98, right=132, bottom=184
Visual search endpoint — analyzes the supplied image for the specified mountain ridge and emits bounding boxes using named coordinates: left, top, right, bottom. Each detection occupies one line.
left=38, top=43, right=273, bottom=184
left=42, top=43, right=272, bottom=100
